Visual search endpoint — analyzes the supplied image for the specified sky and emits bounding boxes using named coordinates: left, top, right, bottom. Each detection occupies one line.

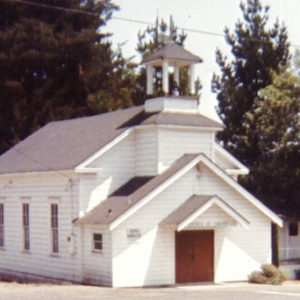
left=105, top=0, right=300, bottom=120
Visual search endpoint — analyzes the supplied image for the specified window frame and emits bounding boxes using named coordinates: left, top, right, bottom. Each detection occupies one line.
left=0, top=203, right=4, bottom=248
left=93, top=233, right=103, bottom=252
left=22, top=203, right=30, bottom=251
left=51, top=203, right=59, bottom=254
left=289, top=222, right=298, bottom=236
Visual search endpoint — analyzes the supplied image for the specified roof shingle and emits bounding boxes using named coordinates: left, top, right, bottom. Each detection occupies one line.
left=0, top=105, right=222, bottom=174
left=142, top=42, right=202, bottom=64
left=75, top=154, right=199, bottom=225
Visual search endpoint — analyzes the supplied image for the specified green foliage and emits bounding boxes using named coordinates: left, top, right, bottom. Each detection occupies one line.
left=212, top=0, right=290, bottom=166
left=248, top=264, right=288, bottom=285
left=0, top=0, right=138, bottom=154
left=241, top=68, right=300, bottom=213
left=211, top=0, right=299, bottom=213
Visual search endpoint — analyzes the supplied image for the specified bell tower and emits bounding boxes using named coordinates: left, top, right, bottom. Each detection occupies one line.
left=141, top=17, right=202, bottom=96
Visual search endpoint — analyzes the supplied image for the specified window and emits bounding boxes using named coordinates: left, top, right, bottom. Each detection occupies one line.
left=0, top=204, right=4, bottom=248
left=93, top=233, right=103, bottom=251
left=22, top=203, right=30, bottom=250
left=51, top=204, right=59, bottom=253
left=289, top=222, right=298, bottom=236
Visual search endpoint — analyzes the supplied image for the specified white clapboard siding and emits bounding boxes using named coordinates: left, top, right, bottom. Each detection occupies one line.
left=0, top=173, right=82, bottom=283
left=81, top=226, right=112, bottom=286
left=111, top=165, right=271, bottom=287
left=279, top=222, right=300, bottom=260
left=158, top=128, right=214, bottom=173
left=111, top=169, right=197, bottom=287
left=135, top=128, right=159, bottom=176
left=193, top=165, right=271, bottom=281
left=187, top=204, right=237, bottom=227
left=80, top=134, right=136, bottom=214
left=112, top=226, right=175, bottom=287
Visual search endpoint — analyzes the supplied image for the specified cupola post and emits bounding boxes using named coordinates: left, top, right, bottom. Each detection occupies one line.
left=141, top=17, right=202, bottom=97
left=189, top=63, right=195, bottom=95
left=162, top=59, right=169, bottom=94
left=146, top=64, right=154, bottom=95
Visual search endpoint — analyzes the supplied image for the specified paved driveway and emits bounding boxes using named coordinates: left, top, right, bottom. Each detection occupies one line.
left=1, top=281, right=300, bottom=300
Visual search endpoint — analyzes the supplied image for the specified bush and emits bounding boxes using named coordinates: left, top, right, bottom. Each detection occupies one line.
left=248, top=264, right=288, bottom=285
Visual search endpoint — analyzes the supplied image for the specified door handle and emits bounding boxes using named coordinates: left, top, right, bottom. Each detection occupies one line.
left=191, top=253, right=194, bottom=261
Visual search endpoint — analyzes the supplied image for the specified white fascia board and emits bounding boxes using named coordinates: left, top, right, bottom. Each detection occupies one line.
left=0, top=169, right=74, bottom=178
left=75, top=128, right=133, bottom=171
left=199, top=155, right=283, bottom=227
left=136, top=124, right=222, bottom=132
left=178, top=196, right=250, bottom=231
left=109, top=155, right=203, bottom=231
left=226, top=169, right=249, bottom=176
left=75, top=168, right=103, bottom=174
left=214, top=143, right=249, bottom=173
left=178, top=199, right=214, bottom=231
left=110, top=152, right=282, bottom=231
left=75, top=124, right=219, bottom=172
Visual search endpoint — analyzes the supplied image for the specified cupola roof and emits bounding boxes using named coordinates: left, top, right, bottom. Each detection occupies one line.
left=142, top=41, right=202, bottom=66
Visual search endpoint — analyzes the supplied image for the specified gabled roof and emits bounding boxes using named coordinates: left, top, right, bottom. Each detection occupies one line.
left=75, top=154, right=200, bottom=226
left=76, top=153, right=282, bottom=229
left=160, top=195, right=250, bottom=230
left=0, top=106, right=222, bottom=175
left=214, top=143, right=249, bottom=176
left=142, top=42, right=202, bottom=65
left=0, top=106, right=143, bottom=174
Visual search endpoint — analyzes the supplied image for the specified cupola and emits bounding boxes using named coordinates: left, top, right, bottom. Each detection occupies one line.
left=142, top=17, right=203, bottom=114
left=142, top=17, right=202, bottom=96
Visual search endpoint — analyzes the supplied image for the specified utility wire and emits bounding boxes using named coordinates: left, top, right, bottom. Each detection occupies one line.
left=112, top=16, right=225, bottom=38
left=5, top=0, right=300, bottom=48
left=12, top=147, right=72, bottom=180
left=5, top=0, right=99, bottom=16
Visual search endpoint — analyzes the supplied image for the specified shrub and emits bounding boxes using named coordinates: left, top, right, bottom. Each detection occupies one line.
left=248, top=264, right=288, bottom=285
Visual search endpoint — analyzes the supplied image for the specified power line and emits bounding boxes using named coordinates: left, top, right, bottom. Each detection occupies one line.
left=112, top=16, right=225, bottom=38
left=4, top=0, right=300, bottom=48
left=12, top=147, right=72, bottom=180
left=112, top=16, right=300, bottom=48
left=5, top=0, right=99, bottom=16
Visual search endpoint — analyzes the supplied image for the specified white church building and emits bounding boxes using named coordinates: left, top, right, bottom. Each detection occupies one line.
left=0, top=40, right=282, bottom=287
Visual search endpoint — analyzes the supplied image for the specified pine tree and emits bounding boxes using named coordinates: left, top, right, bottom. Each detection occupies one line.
left=0, top=0, right=126, bottom=154
left=211, top=0, right=290, bottom=166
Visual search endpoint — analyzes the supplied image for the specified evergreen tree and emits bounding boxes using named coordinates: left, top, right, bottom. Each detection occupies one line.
left=212, top=0, right=290, bottom=166
left=243, top=68, right=300, bottom=213
left=0, top=0, right=132, bottom=154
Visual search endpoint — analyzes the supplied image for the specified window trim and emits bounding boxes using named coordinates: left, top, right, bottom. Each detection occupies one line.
left=22, top=203, right=30, bottom=251
left=92, top=233, right=103, bottom=253
left=0, top=203, right=4, bottom=248
left=289, top=222, right=298, bottom=236
left=50, top=203, right=59, bottom=254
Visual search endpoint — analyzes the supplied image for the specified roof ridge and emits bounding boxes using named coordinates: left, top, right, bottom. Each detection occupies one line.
left=47, top=105, right=145, bottom=126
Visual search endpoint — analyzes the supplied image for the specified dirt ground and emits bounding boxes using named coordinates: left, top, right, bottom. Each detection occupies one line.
left=1, top=280, right=300, bottom=300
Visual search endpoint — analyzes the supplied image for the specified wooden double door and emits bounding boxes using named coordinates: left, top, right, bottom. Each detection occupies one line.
left=175, top=230, right=214, bottom=283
